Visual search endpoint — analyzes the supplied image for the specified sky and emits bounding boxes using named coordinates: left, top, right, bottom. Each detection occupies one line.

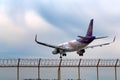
left=0, top=0, right=120, bottom=80
left=0, top=0, right=120, bottom=59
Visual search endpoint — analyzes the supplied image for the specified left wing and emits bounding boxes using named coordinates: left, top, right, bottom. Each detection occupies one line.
left=85, top=36, right=116, bottom=49
left=35, top=35, right=66, bottom=50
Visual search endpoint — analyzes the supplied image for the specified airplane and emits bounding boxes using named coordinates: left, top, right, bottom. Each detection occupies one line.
left=35, top=19, right=115, bottom=58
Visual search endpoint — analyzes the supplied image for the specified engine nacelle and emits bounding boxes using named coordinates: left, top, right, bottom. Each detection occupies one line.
left=81, top=49, right=85, bottom=53
left=77, top=49, right=85, bottom=56
left=52, top=49, right=59, bottom=55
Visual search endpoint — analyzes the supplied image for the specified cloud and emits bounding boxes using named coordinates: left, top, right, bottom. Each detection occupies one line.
left=24, top=10, right=60, bottom=34
left=37, top=0, right=120, bottom=31
left=25, top=11, right=45, bottom=28
left=0, top=6, right=27, bottom=45
left=0, top=2, right=70, bottom=58
left=0, top=0, right=120, bottom=58
left=24, top=10, right=70, bottom=42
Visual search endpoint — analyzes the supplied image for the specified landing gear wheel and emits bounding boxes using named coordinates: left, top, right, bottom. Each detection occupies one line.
left=79, top=53, right=83, bottom=56
left=60, top=56, right=62, bottom=58
left=62, top=53, right=66, bottom=56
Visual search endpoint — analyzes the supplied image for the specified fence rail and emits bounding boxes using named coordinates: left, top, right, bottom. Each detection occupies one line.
left=0, top=58, right=120, bottom=80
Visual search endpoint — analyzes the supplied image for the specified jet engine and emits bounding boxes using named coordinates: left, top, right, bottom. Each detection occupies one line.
left=52, top=49, right=60, bottom=54
left=77, top=49, right=85, bottom=56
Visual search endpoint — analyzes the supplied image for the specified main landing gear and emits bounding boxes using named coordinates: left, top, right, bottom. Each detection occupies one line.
left=59, top=53, right=66, bottom=58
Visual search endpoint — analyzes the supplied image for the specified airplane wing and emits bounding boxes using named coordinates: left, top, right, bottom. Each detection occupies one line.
left=85, top=36, right=116, bottom=49
left=35, top=35, right=66, bottom=50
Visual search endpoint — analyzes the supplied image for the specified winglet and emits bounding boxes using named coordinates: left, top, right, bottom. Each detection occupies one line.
left=113, top=36, right=116, bottom=43
left=35, top=34, right=38, bottom=42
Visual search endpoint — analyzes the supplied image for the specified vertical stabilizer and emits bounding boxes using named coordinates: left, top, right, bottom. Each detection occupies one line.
left=86, top=19, right=93, bottom=37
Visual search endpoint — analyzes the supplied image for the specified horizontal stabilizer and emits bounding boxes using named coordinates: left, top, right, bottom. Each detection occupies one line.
left=77, top=35, right=88, bottom=39
left=95, top=36, right=108, bottom=39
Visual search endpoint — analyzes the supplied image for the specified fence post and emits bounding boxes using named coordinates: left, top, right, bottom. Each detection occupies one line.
left=97, top=59, right=100, bottom=80
left=38, top=58, right=41, bottom=80
left=115, top=59, right=118, bottom=80
left=78, top=59, right=81, bottom=80
left=58, top=59, right=62, bottom=80
left=17, top=58, right=20, bottom=80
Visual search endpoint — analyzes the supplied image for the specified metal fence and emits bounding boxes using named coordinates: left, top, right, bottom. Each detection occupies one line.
left=0, top=58, right=120, bottom=80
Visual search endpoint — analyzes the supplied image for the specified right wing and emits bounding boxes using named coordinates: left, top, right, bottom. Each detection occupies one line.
left=35, top=35, right=66, bottom=50
left=85, top=36, right=116, bottom=49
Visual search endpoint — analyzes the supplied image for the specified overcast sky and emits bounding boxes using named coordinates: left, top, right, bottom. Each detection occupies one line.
left=0, top=0, right=120, bottom=59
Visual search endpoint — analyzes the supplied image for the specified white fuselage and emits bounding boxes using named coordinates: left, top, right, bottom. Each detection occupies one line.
left=58, top=40, right=88, bottom=52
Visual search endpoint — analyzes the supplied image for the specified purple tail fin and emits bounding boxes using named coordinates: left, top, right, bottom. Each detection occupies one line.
left=86, top=19, right=93, bottom=37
